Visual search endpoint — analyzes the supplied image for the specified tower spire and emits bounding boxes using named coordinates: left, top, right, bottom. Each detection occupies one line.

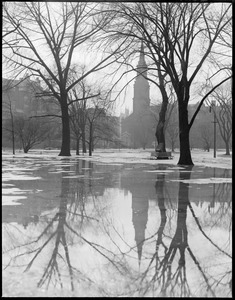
left=136, top=41, right=147, bottom=72
left=133, top=41, right=150, bottom=115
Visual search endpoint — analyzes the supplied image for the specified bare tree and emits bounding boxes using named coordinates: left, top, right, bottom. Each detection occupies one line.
left=3, top=2, right=128, bottom=156
left=92, top=112, right=120, bottom=149
left=2, top=81, right=16, bottom=154
left=14, top=116, right=49, bottom=153
left=86, top=91, right=112, bottom=156
left=211, top=84, right=232, bottom=155
left=2, top=104, right=16, bottom=154
left=166, top=123, right=179, bottom=153
left=102, top=3, right=232, bottom=164
left=200, top=124, right=213, bottom=152
left=68, top=67, right=116, bottom=155
left=98, top=6, right=176, bottom=153
left=69, top=104, right=83, bottom=155
left=69, top=77, right=93, bottom=155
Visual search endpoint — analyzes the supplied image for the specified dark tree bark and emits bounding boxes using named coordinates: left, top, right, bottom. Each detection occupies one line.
left=178, top=101, right=193, bottom=165
left=155, top=174, right=167, bottom=236
left=76, top=138, right=80, bottom=155
left=155, top=90, right=168, bottom=152
left=89, top=123, right=93, bottom=156
left=82, top=132, right=87, bottom=154
left=225, top=142, right=230, bottom=156
left=59, top=100, right=71, bottom=156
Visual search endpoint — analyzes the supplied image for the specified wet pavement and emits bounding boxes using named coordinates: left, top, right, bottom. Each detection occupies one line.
left=2, top=156, right=232, bottom=297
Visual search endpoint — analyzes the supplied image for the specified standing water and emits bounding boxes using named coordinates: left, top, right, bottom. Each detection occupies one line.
left=2, top=154, right=232, bottom=297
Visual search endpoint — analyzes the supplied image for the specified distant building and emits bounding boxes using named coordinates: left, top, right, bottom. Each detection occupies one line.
left=121, top=42, right=156, bottom=149
left=2, top=77, right=55, bottom=118
left=2, top=76, right=60, bottom=149
left=120, top=108, right=130, bottom=120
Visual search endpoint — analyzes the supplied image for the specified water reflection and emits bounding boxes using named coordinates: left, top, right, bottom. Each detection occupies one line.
left=142, top=167, right=201, bottom=297
left=2, top=159, right=232, bottom=297
left=132, top=185, right=149, bottom=265
left=136, top=166, right=231, bottom=297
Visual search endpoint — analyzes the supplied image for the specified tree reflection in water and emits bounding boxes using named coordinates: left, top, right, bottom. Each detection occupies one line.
left=138, top=166, right=231, bottom=297
left=10, top=162, right=92, bottom=291
left=2, top=161, right=232, bottom=297
left=208, top=168, right=232, bottom=218
left=3, top=160, right=125, bottom=294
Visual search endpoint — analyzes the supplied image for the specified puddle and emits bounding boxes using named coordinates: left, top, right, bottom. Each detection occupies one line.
left=2, top=157, right=232, bottom=297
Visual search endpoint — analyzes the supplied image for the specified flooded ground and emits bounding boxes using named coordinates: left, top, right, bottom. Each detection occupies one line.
left=2, top=153, right=232, bottom=297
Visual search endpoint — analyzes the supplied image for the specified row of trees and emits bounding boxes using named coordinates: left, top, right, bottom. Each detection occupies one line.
left=2, top=115, right=51, bottom=154
left=2, top=2, right=232, bottom=165
left=68, top=80, right=119, bottom=156
left=2, top=81, right=119, bottom=154
left=3, top=98, right=230, bottom=155
left=2, top=2, right=126, bottom=156
left=101, top=2, right=232, bottom=165
left=165, top=97, right=232, bottom=155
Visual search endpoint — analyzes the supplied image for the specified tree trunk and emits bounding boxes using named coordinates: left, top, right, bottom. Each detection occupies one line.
left=12, top=134, right=15, bottom=155
left=82, top=129, right=86, bottom=153
left=178, top=102, right=194, bottom=165
left=155, top=88, right=168, bottom=152
left=24, top=147, right=29, bottom=153
left=155, top=120, right=166, bottom=152
left=10, top=110, right=15, bottom=155
left=225, top=141, right=230, bottom=155
left=89, top=140, right=92, bottom=156
left=89, top=123, right=92, bottom=156
left=155, top=173, right=167, bottom=234
left=76, top=138, right=80, bottom=155
left=59, top=100, right=71, bottom=156
left=171, top=166, right=193, bottom=262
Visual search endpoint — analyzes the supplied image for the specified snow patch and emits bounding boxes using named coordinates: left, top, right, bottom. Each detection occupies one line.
left=62, top=175, right=85, bottom=178
left=2, top=195, right=26, bottom=205
left=2, top=183, right=14, bottom=187
left=144, top=170, right=174, bottom=173
left=170, top=177, right=232, bottom=184
left=2, top=188, right=32, bottom=194
left=2, top=173, right=42, bottom=181
left=169, top=166, right=185, bottom=170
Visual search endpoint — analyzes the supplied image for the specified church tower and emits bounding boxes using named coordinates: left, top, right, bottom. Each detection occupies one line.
left=133, top=42, right=150, bottom=114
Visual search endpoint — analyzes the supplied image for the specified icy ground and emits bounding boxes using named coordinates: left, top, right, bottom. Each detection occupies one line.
left=2, top=147, right=232, bottom=169
left=2, top=148, right=232, bottom=206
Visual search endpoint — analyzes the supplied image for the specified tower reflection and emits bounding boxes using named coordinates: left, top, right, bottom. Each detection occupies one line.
left=154, top=172, right=167, bottom=258
left=120, top=170, right=155, bottom=265
left=132, top=195, right=149, bottom=265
